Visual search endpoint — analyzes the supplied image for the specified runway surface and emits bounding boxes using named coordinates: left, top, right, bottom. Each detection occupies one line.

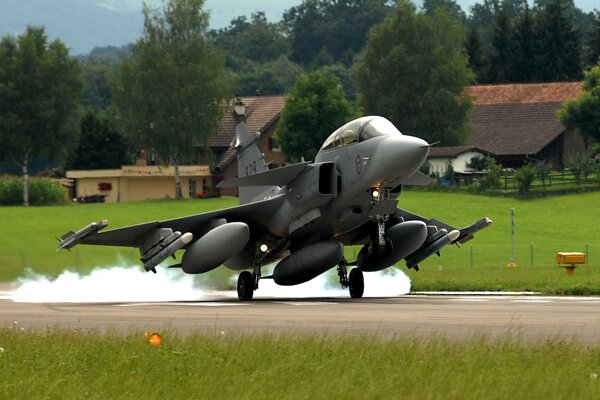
left=2, top=294, right=600, bottom=342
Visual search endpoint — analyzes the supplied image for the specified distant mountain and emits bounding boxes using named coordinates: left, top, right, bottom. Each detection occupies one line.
left=0, top=0, right=142, bottom=55
left=1, top=0, right=596, bottom=57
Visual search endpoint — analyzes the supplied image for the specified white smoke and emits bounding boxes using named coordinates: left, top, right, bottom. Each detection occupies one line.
left=10, top=265, right=411, bottom=303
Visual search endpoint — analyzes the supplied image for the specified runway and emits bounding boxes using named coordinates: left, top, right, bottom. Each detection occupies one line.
left=2, top=294, right=600, bottom=342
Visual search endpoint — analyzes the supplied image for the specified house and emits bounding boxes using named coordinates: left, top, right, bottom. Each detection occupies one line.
left=67, top=165, right=212, bottom=203
left=465, top=82, right=585, bottom=169
left=66, top=95, right=286, bottom=202
left=427, top=146, right=491, bottom=181
left=208, top=95, right=286, bottom=196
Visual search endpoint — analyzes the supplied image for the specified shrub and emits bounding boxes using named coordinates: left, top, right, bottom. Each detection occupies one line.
left=0, top=177, right=67, bottom=206
left=514, top=165, right=536, bottom=193
left=0, top=177, right=23, bottom=205
left=480, top=157, right=502, bottom=190
left=564, top=152, right=592, bottom=185
left=466, top=155, right=487, bottom=171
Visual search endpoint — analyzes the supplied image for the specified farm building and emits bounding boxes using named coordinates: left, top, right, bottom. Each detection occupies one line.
left=66, top=95, right=285, bottom=202
left=465, top=82, right=585, bottom=169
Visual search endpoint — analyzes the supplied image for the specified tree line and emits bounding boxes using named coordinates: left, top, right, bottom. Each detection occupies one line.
left=1, top=0, right=599, bottom=205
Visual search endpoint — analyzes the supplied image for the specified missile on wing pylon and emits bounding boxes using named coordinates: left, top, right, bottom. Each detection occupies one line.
left=143, top=232, right=193, bottom=273
left=58, top=220, right=109, bottom=250
left=405, top=229, right=460, bottom=269
left=457, top=217, right=493, bottom=244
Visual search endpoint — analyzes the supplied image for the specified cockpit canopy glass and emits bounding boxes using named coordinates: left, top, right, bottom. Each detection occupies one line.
left=321, top=116, right=401, bottom=151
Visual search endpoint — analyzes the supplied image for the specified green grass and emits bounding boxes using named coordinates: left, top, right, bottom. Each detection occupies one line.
left=2, top=329, right=600, bottom=400
left=1, top=192, right=600, bottom=293
left=0, top=198, right=238, bottom=281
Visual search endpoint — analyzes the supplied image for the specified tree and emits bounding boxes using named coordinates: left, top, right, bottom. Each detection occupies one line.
left=510, top=6, right=537, bottom=82
left=422, top=0, right=466, bottom=21
left=465, top=27, right=487, bottom=83
left=115, top=0, right=230, bottom=199
left=535, top=0, right=582, bottom=81
left=233, top=56, right=303, bottom=96
left=283, top=0, right=393, bottom=67
left=275, top=68, right=354, bottom=162
left=356, top=1, right=473, bottom=146
left=535, top=160, right=552, bottom=190
left=81, top=58, right=115, bottom=110
left=210, top=12, right=289, bottom=64
left=0, top=26, right=82, bottom=206
left=559, top=62, right=600, bottom=142
left=67, top=109, right=132, bottom=170
left=466, top=155, right=488, bottom=171
left=488, top=7, right=513, bottom=83
left=587, top=11, right=600, bottom=68
left=564, top=151, right=591, bottom=185
left=468, top=0, right=527, bottom=54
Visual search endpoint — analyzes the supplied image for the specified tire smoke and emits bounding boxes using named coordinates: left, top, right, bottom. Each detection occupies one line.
left=9, top=266, right=411, bottom=303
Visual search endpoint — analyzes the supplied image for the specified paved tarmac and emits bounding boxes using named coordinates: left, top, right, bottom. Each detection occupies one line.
left=2, top=295, right=600, bottom=342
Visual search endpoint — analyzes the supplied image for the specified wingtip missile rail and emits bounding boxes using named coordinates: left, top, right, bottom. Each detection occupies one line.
left=456, top=217, right=493, bottom=244
left=58, top=220, right=109, bottom=250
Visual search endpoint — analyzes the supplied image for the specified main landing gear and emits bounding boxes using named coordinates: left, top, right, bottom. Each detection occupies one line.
left=237, top=271, right=254, bottom=301
left=337, top=258, right=364, bottom=299
left=237, top=257, right=262, bottom=301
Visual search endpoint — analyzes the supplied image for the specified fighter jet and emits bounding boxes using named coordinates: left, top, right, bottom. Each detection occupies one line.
left=58, top=116, right=492, bottom=301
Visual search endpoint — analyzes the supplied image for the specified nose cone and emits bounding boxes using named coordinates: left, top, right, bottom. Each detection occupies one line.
left=379, top=135, right=430, bottom=176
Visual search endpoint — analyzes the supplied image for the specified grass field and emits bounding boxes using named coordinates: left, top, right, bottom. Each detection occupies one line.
left=1, top=329, right=600, bottom=400
left=1, top=191, right=599, bottom=293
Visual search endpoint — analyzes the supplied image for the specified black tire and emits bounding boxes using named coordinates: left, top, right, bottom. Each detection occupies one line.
left=237, top=271, right=254, bottom=301
left=349, top=268, right=364, bottom=299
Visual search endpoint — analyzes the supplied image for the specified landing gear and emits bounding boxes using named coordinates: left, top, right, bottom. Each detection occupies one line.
left=337, top=258, right=349, bottom=288
left=237, top=271, right=254, bottom=301
left=348, top=268, right=364, bottom=299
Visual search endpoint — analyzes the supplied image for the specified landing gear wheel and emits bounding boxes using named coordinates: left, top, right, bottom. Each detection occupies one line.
left=237, top=271, right=254, bottom=301
left=349, top=268, right=364, bottom=299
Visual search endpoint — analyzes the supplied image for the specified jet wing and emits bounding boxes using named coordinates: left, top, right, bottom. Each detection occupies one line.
left=60, top=194, right=286, bottom=249
left=217, top=161, right=311, bottom=188
left=403, top=171, right=432, bottom=186
left=395, top=208, right=492, bottom=244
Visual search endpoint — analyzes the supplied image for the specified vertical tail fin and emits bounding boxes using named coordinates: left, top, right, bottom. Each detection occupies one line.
left=235, top=122, right=272, bottom=204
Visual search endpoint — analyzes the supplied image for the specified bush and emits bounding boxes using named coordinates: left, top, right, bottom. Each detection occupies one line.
left=480, top=157, right=502, bottom=190
left=0, top=177, right=23, bottom=205
left=0, top=177, right=67, bottom=206
left=514, top=165, right=536, bottom=193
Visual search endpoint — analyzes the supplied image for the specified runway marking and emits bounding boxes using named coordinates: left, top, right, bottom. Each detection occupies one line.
left=510, top=300, right=552, bottom=303
left=414, top=291, right=542, bottom=296
left=116, top=302, right=249, bottom=307
left=272, top=301, right=339, bottom=306
left=451, top=298, right=490, bottom=302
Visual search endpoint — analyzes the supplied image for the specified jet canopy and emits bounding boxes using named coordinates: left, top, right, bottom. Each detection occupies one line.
left=321, top=116, right=402, bottom=151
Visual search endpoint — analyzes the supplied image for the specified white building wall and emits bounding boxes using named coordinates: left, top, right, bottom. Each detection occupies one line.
left=427, top=151, right=486, bottom=176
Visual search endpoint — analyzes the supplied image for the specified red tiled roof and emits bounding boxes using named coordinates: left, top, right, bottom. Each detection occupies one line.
left=212, top=95, right=285, bottom=169
left=466, top=82, right=582, bottom=105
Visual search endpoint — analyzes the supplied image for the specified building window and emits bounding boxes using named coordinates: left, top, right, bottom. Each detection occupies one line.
left=269, top=137, right=281, bottom=152
left=189, top=179, right=197, bottom=198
